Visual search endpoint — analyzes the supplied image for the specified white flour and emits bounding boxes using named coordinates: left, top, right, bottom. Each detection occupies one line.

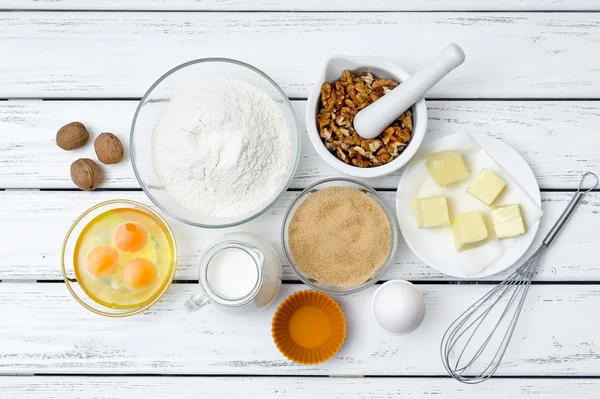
left=152, top=78, right=294, bottom=219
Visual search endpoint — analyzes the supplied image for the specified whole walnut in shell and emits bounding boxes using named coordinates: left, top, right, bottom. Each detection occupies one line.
left=70, top=158, right=102, bottom=191
left=94, top=132, right=124, bottom=165
left=56, top=122, right=89, bottom=150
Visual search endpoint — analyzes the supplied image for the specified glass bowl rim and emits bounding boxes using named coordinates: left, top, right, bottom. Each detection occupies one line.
left=130, top=57, right=301, bottom=228
left=281, top=177, right=399, bottom=295
left=61, top=199, right=178, bottom=318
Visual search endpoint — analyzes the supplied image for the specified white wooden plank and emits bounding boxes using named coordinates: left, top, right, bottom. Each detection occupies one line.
left=1, top=376, right=599, bottom=398
left=2, top=13, right=600, bottom=98
left=1, top=283, right=599, bottom=375
left=2, top=0, right=598, bottom=11
left=0, top=190, right=598, bottom=281
left=1, top=100, right=599, bottom=190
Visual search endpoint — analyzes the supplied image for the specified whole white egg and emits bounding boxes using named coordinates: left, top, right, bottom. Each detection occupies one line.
left=371, top=280, right=426, bottom=335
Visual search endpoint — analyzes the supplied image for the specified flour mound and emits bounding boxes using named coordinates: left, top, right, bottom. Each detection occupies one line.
left=152, top=78, right=294, bottom=219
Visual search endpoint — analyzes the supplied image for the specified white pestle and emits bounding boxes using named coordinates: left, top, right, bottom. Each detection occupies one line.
left=353, top=44, right=466, bottom=140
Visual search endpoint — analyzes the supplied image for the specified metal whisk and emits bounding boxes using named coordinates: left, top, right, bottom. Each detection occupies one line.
left=441, top=172, right=599, bottom=384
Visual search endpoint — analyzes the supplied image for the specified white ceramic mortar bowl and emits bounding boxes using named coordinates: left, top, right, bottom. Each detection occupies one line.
left=306, top=55, right=428, bottom=178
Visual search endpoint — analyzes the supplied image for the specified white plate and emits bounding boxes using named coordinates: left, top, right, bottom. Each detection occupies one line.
left=396, top=134, right=541, bottom=278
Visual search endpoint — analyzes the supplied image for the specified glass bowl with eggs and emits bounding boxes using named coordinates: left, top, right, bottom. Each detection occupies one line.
left=61, top=200, right=177, bottom=317
left=130, top=58, right=301, bottom=228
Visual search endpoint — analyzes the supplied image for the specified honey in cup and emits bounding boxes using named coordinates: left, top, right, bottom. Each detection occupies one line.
left=74, top=208, right=175, bottom=309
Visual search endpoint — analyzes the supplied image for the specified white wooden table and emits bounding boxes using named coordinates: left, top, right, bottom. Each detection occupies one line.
left=1, top=1, right=600, bottom=397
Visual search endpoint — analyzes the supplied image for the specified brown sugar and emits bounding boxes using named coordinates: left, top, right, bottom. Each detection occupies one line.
left=288, top=186, right=392, bottom=287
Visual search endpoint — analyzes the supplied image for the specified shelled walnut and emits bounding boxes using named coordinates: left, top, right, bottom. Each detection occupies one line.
left=317, top=70, right=413, bottom=168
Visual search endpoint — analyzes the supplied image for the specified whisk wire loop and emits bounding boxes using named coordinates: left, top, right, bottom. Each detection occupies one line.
left=441, top=217, right=562, bottom=382
left=442, top=247, right=546, bottom=383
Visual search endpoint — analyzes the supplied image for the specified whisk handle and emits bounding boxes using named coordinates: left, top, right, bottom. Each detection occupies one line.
left=543, top=192, right=585, bottom=246
left=543, top=172, right=599, bottom=247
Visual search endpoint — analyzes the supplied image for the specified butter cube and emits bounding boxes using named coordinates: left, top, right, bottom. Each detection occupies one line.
left=413, top=196, right=450, bottom=228
left=451, top=211, right=488, bottom=251
left=491, top=204, right=527, bottom=239
left=467, top=168, right=507, bottom=206
left=427, top=150, right=470, bottom=186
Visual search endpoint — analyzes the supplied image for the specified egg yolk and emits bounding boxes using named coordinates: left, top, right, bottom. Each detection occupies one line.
left=122, top=258, right=157, bottom=290
left=114, top=222, right=147, bottom=253
left=86, top=246, right=119, bottom=279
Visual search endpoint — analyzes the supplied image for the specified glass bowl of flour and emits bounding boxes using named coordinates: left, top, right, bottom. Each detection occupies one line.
left=131, top=58, right=300, bottom=228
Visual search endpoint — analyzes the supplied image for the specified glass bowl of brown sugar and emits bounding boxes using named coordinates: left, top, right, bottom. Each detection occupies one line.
left=282, top=178, right=398, bottom=295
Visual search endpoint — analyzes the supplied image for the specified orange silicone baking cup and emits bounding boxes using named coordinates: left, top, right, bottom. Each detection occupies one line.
left=272, top=290, right=346, bottom=365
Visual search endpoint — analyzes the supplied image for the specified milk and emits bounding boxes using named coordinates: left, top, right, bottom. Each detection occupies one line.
left=184, top=232, right=282, bottom=313
left=206, top=247, right=259, bottom=300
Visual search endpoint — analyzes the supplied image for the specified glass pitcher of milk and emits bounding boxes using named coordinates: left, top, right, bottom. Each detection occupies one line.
left=184, top=232, right=282, bottom=313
